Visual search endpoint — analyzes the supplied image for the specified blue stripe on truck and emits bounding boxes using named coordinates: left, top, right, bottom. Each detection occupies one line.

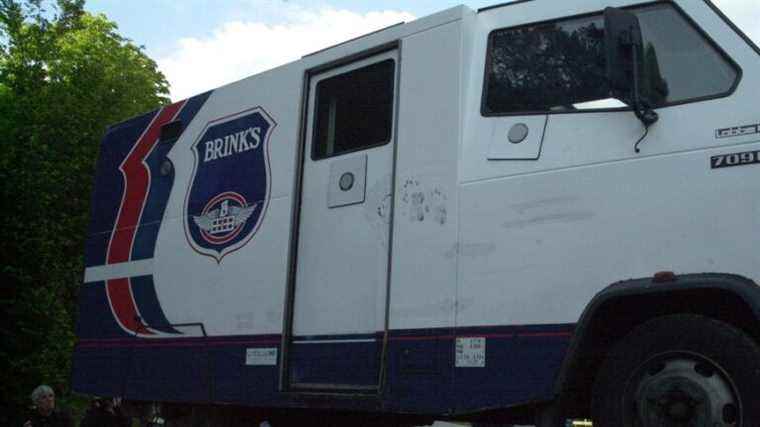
left=132, top=91, right=212, bottom=261
left=84, top=91, right=212, bottom=268
left=72, top=324, right=572, bottom=415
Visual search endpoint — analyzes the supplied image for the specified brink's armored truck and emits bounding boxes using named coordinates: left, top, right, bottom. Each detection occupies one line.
left=73, top=1, right=760, bottom=425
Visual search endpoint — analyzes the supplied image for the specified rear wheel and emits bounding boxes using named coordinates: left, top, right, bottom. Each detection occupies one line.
left=592, top=314, right=760, bottom=426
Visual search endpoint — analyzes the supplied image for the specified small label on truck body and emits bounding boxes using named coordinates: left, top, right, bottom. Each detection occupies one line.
left=455, top=337, right=486, bottom=368
left=246, top=347, right=278, bottom=366
left=715, top=122, right=759, bottom=139
left=710, top=150, right=760, bottom=169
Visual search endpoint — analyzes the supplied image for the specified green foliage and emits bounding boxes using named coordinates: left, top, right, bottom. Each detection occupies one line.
left=0, top=1, right=169, bottom=424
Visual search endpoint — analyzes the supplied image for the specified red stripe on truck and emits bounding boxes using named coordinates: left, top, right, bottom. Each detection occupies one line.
left=107, top=101, right=186, bottom=264
left=105, top=100, right=186, bottom=335
left=106, top=278, right=146, bottom=334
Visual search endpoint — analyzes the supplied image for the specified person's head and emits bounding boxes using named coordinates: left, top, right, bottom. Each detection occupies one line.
left=30, top=385, right=55, bottom=415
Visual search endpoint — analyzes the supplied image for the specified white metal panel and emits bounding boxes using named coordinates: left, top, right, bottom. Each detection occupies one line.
left=153, top=62, right=303, bottom=336
left=155, top=198, right=291, bottom=333
left=457, top=142, right=760, bottom=326
left=292, top=50, right=398, bottom=336
left=389, top=22, right=463, bottom=331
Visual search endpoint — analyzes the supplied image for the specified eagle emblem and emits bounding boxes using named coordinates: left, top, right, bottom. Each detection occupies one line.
left=192, top=200, right=258, bottom=237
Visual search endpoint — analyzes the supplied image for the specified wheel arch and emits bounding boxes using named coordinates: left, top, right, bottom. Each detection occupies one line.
left=553, top=273, right=760, bottom=418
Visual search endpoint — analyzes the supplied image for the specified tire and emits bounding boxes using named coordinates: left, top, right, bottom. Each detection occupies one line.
left=591, top=314, right=760, bottom=426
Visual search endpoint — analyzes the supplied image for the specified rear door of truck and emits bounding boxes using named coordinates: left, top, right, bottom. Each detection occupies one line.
left=285, top=48, right=399, bottom=391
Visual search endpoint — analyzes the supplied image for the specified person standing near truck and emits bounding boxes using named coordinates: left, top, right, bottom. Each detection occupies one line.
left=23, top=385, right=72, bottom=427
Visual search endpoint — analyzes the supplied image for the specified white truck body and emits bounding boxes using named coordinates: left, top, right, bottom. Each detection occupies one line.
left=73, top=0, right=760, bottom=423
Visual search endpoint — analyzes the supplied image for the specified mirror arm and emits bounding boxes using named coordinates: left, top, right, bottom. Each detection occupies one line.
left=604, top=6, right=659, bottom=152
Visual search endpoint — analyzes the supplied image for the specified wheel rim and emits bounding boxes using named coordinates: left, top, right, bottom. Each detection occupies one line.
left=624, top=351, right=741, bottom=426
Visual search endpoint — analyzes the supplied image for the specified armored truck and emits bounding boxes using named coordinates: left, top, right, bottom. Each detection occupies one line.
left=73, top=0, right=760, bottom=425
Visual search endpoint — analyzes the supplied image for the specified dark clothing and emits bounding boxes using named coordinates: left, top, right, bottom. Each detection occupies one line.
left=25, top=409, right=73, bottom=427
left=79, top=406, right=129, bottom=427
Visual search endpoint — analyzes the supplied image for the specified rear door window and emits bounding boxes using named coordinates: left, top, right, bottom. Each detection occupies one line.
left=312, top=59, right=395, bottom=159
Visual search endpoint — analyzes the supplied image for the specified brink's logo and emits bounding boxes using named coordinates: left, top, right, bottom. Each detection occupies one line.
left=203, top=127, right=262, bottom=162
left=184, top=107, right=276, bottom=262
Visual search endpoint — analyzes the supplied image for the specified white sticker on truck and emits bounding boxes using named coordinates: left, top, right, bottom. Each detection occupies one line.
left=246, top=347, right=278, bottom=366
left=455, top=337, right=486, bottom=368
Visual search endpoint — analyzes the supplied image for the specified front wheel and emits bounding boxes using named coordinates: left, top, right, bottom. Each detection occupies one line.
left=592, top=314, right=760, bottom=426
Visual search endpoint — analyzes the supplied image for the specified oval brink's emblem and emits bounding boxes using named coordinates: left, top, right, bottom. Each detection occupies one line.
left=184, top=107, right=276, bottom=262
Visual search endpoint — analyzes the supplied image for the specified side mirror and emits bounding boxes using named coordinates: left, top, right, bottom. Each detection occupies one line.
left=604, top=7, right=658, bottom=127
left=604, top=7, right=642, bottom=103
